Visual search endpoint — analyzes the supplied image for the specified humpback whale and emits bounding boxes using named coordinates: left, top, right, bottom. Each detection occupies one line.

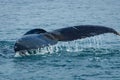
left=14, top=25, right=120, bottom=56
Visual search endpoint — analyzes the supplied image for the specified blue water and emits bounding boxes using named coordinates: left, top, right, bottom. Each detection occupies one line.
left=0, top=0, right=120, bottom=80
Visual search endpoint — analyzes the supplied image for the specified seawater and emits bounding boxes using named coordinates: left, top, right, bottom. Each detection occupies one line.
left=0, top=0, right=120, bottom=80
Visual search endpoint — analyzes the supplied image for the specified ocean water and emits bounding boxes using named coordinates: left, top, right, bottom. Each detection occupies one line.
left=0, top=0, right=120, bottom=80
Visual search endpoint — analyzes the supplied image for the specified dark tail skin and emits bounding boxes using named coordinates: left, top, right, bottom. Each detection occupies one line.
left=14, top=25, right=120, bottom=52
left=50, top=25, right=120, bottom=41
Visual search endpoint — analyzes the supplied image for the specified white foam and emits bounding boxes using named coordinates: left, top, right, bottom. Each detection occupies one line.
left=14, top=52, right=22, bottom=57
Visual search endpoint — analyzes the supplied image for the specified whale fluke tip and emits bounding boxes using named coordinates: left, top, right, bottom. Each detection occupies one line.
left=116, top=32, right=120, bottom=36
left=113, top=30, right=120, bottom=36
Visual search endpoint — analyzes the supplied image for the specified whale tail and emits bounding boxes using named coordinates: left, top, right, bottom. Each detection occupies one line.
left=14, top=25, right=120, bottom=53
left=51, top=25, right=120, bottom=41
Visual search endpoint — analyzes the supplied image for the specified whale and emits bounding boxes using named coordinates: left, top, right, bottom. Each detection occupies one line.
left=14, top=25, right=120, bottom=56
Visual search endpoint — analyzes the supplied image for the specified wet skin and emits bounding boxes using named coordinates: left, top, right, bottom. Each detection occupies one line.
left=14, top=25, right=120, bottom=53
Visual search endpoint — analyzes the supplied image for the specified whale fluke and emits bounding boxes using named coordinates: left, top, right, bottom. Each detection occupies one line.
left=14, top=25, right=120, bottom=54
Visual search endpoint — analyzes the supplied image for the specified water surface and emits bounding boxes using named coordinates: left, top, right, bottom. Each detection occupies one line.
left=0, top=0, right=120, bottom=80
